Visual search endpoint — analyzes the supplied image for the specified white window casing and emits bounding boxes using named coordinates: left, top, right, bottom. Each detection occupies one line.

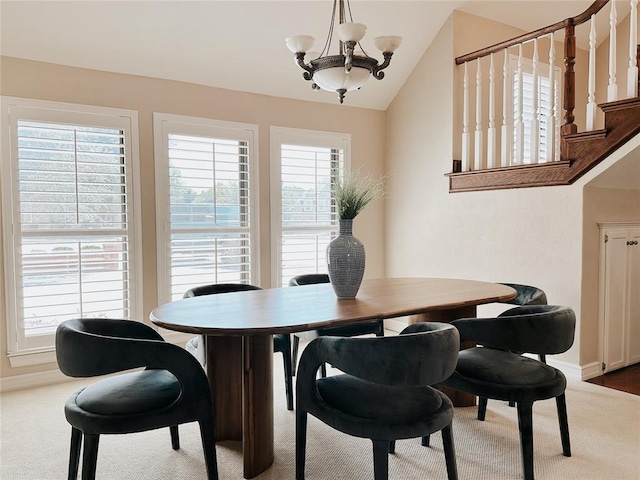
left=1, top=97, right=142, bottom=366
left=270, top=126, right=350, bottom=287
left=153, top=113, right=259, bottom=304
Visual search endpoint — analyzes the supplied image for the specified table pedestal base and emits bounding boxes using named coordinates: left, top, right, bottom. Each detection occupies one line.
left=205, top=335, right=274, bottom=479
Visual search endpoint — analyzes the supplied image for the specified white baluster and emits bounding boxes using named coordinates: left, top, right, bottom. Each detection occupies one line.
left=608, top=0, right=618, bottom=101
left=587, top=14, right=597, bottom=130
left=462, top=62, right=470, bottom=171
left=487, top=53, right=497, bottom=168
left=514, top=44, right=525, bottom=165
left=628, top=0, right=639, bottom=97
left=501, top=48, right=511, bottom=167
left=474, top=58, right=483, bottom=171
left=530, top=38, right=540, bottom=164
left=546, top=33, right=556, bottom=162
left=555, top=74, right=561, bottom=161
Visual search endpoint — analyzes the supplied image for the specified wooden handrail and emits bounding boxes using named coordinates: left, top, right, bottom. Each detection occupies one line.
left=455, top=0, right=609, bottom=65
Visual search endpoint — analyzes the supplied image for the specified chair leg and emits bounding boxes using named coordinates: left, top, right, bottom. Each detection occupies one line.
left=282, top=349, right=293, bottom=410
left=376, top=320, right=385, bottom=336
left=296, top=410, right=308, bottom=480
left=477, top=397, right=488, bottom=420
left=372, top=440, right=390, bottom=480
left=320, top=363, right=327, bottom=378
left=68, top=427, right=82, bottom=480
left=170, top=425, right=180, bottom=450
left=421, top=435, right=430, bottom=447
left=282, top=336, right=294, bottom=410
left=556, top=393, right=571, bottom=457
left=81, top=434, right=100, bottom=480
left=442, top=424, right=459, bottom=480
left=389, top=440, right=395, bottom=454
left=198, top=415, right=219, bottom=480
left=292, top=335, right=300, bottom=376
left=516, top=402, right=535, bottom=480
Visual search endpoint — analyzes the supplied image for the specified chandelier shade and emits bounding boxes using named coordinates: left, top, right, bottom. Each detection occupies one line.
left=285, top=0, right=401, bottom=104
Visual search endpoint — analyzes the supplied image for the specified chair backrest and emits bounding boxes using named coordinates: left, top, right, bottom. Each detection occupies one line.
left=499, top=283, right=548, bottom=306
left=56, top=318, right=168, bottom=377
left=184, top=283, right=262, bottom=298
left=300, top=322, right=459, bottom=387
left=288, top=274, right=330, bottom=286
left=452, top=305, right=575, bottom=355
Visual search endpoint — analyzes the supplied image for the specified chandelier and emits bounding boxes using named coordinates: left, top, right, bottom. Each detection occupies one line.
left=285, top=0, right=402, bottom=104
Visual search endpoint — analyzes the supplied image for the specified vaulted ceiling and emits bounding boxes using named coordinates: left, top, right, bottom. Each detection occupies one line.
left=1, top=1, right=602, bottom=110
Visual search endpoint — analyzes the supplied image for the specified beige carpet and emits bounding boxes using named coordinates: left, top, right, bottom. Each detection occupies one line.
left=1, top=356, right=639, bottom=480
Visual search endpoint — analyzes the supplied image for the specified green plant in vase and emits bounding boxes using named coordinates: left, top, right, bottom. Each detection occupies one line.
left=328, top=170, right=386, bottom=298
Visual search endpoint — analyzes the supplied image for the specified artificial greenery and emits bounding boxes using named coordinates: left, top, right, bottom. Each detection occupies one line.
left=333, top=170, right=387, bottom=220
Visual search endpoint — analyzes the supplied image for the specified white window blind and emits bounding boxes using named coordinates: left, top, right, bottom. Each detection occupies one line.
left=154, top=114, right=258, bottom=302
left=510, top=56, right=561, bottom=163
left=270, top=127, right=349, bottom=287
left=1, top=98, right=141, bottom=358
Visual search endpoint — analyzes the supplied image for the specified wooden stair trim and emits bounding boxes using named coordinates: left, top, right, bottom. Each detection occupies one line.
left=448, top=97, right=640, bottom=193
left=564, top=97, right=640, bottom=183
left=447, top=161, right=572, bottom=192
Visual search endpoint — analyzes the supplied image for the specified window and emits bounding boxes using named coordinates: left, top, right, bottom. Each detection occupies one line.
left=270, top=127, right=349, bottom=287
left=154, top=114, right=259, bottom=303
left=510, top=55, right=561, bottom=164
left=1, top=97, right=142, bottom=364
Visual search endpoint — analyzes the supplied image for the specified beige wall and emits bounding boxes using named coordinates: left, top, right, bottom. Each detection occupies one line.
left=385, top=12, right=587, bottom=366
left=0, top=56, right=386, bottom=378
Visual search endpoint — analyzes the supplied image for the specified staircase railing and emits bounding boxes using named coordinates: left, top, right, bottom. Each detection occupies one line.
left=450, top=0, right=639, bottom=191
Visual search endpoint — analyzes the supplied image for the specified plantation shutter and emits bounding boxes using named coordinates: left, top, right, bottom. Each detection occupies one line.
left=9, top=117, right=136, bottom=351
left=511, top=57, right=561, bottom=163
left=154, top=114, right=258, bottom=303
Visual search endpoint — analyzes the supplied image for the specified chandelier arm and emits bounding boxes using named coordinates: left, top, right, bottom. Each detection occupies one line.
left=372, top=52, right=394, bottom=79
left=295, top=52, right=315, bottom=80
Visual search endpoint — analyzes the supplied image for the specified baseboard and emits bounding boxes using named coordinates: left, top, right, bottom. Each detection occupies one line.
left=0, top=368, right=72, bottom=393
left=579, top=361, right=604, bottom=380
left=384, top=318, right=407, bottom=333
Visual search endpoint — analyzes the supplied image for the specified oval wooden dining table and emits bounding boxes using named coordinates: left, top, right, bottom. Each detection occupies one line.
left=150, top=277, right=515, bottom=478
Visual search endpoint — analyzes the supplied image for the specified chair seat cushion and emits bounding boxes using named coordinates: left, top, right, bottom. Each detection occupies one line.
left=442, top=347, right=567, bottom=403
left=317, top=373, right=442, bottom=422
left=75, top=369, right=181, bottom=415
left=456, top=348, right=556, bottom=385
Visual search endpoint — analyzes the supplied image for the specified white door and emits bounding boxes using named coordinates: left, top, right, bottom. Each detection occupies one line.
left=626, top=228, right=640, bottom=365
left=601, top=225, right=640, bottom=373
left=602, top=228, right=629, bottom=373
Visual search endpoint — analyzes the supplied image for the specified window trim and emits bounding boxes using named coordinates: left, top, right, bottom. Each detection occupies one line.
left=153, top=113, right=260, bottom=305
left=269, top=126, right=351, bottom=287
left=1, top=96, right=142, bottom=366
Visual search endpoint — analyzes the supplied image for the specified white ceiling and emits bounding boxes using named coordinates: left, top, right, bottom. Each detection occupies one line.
left=1, top=0, right=609, bottom=110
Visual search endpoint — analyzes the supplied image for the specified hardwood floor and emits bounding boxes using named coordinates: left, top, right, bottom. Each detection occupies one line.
left=586, top=363, right=640, bottom=396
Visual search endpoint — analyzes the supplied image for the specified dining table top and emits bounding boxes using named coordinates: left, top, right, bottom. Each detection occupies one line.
left=150, top=277, right=516, bottom=336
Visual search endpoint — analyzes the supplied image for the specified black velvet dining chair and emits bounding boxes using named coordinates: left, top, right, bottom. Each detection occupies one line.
left=184, top=283, right=295, bottom=410
left=479, top=283, right=549, bottom=415
left=296, top=322, right=460, bottom=480
left=55, top=318, right=218, bottom=480
left=439, top=305, right=576, bottom=480
left=499, top=283, right=548, bottom=308
left=288, top=273, right=384, bottom=377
